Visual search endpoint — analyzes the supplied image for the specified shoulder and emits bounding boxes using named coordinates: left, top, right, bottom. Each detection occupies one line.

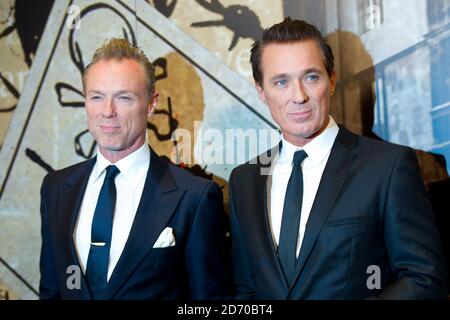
left=229, top=145, right=279, bottom=183
left=359, top=137, right=415, bottom=166
left=165, top=160, right=221, bottom=198
left=339, top=127, right=415, bottom=164
left=42, top=158, right=95, bottom=187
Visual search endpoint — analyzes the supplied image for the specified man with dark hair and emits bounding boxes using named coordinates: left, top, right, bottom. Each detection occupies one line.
left=229, top=18, right=448, bottom=299
left=39, top=38, right=232, bottom=300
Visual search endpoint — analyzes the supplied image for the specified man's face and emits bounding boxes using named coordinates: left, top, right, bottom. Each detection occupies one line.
left=256, top=40, right=336, bottom=146
left=85, top=58, right=157, bottom=160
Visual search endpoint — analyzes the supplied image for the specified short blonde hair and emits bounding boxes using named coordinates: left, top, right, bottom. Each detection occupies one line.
left=82, top=38, right=155, bottom=96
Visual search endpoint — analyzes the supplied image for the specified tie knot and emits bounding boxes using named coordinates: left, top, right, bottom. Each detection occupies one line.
left=292, top=150, right=308, bottom=168
left=105, top=165, right=120, bottom=180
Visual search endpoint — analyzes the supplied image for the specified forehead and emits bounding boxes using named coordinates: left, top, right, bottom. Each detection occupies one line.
left=86, top=58, right=146, bottom=89
left=260, top=40, right=326, bottom=79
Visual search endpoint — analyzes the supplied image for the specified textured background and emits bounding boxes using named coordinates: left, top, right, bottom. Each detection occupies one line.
left=0, top=0, right=449, bottom=299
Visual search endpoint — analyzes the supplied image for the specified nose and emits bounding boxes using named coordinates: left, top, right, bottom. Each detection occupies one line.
left=292, top=79, right=308, bottom=104
left=102, top=98, right=117, bottom=118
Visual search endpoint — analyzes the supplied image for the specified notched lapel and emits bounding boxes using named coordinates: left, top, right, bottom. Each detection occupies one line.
left=104, top=149, right=183, bottom=299
left=291, top=128, right=358, bottom=289
left=244, top=144, right=290, bottom=293
left=57, top=158, right=96, bottom=299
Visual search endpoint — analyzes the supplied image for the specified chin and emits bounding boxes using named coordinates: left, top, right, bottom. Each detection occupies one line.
left=98, top=142, right=126, bottom=152
left=289, top=125, right=315, bottom=137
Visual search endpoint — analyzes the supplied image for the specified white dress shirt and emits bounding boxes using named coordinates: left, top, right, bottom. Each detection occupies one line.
left=74, top=143, right=150, bottom=281
left=270, top=116, right=339, bottom=257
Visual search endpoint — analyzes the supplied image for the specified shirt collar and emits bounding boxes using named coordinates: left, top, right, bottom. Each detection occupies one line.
left=91, top=143, right=150, bottom=184
left=279, top=116, right=339, bottom=167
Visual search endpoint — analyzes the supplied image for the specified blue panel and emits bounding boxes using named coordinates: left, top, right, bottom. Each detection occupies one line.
left=427, top=0, right=450, bottom=28
left=430, top=37, right=450, bottom=109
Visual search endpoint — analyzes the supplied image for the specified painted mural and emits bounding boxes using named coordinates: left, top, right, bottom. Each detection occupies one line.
left=0, top=0, right=449, bottom=299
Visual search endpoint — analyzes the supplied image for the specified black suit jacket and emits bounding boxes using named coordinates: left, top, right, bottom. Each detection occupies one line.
left=229, top=126, right=449, bottom=299
left=39, top=147, right=232, bottom=300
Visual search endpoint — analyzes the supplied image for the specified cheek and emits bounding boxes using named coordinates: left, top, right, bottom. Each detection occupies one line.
left=86, top=106, right=100, bottom=119
left=267, top=95, right=288, bottom=114
left=267, top=103, right=284, bottom=122
left=127, top=110, right=148, bottom=130
left=313, top=88, right=330, bottom=109
left=86, top=110, right=96, bottom=125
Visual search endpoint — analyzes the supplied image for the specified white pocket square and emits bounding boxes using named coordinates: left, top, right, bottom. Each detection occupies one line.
left=153, top=227, right=176, bottom=248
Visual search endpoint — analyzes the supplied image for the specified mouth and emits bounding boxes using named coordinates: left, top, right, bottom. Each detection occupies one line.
left=288, top=109, right=312, bottom=121
left=99, top=125, right=121, bottom=133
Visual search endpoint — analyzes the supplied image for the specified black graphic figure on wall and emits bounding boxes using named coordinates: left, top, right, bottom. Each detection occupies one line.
left=0, top=0, right=53, bottom=113
left=191, top=0, right=262, bottom=51
left=153, top=0, right=177, bottom=17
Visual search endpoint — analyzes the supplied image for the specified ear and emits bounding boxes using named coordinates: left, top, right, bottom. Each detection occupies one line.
left=255, top=82, right=266, bottom=104
left=329, top=71, right=336, bottom=96
left=147, top=93, right=158, bottom=117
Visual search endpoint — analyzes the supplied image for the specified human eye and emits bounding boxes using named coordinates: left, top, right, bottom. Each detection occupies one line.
left=89, top=94, right=103, bottom=102
left=116, top=95, right=134, bottom=104
left=274, top=79, right=288, bottom=88
left=305, top=73, right=320, bottom=82
left=119, top=95, right=131, bottom=101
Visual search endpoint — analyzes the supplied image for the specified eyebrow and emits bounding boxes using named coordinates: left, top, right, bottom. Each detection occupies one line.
left=302, top=68, right=323, bottom=76
left=86, top=90, right=104, bottom=95
left=86, top=90, right=135, bottom=95
left=269, top=68, right=324, bottom=82
left=269, top=73, right=290, bottom=82
left=113, top=90, right=135, bottom=96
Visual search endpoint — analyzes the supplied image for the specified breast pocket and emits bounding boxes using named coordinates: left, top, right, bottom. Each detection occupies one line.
left=139, top=246, right=179, bottom=274
left=326, top=215, right=375, bottom=227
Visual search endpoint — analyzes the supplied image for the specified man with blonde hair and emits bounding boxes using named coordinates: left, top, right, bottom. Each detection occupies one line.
left=39, top=38, right=232, bottom=300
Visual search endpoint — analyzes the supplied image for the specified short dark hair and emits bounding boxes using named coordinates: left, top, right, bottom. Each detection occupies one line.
left=250, top=17, right=334, bottom=85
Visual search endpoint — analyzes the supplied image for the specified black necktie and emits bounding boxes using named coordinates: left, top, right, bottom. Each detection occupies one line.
left=86, top=165, right=120, bottom=299
left=278, top=150, right=308, bottom=284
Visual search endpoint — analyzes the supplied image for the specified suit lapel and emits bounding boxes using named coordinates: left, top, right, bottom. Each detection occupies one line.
left=103, top=148, right=184, bottom=299
left=290, top=127, right=358, bottom=290
left=58, top=157, right=96, bottom=299
left=248, top=144, right=290, bottom=293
